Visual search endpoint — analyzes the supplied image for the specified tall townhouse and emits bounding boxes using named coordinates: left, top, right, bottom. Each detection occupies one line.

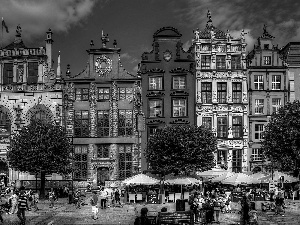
left=63, top=32, right=142, bottom=187
left=193, top=14, right=248, bottom=172
left=139, top=27, right=195, bottom=171
left=0, top=27, right=63, bottom=180
left=246, top=26, right=287, bottom=172
left=280, top=42, right=300, bottom=101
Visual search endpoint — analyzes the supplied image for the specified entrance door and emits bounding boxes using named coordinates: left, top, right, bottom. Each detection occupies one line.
left=97, top=167, right=109, bottom=186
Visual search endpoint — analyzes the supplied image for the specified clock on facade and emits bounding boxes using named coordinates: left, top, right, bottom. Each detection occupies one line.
left=163, top=50, right=172, bottom=62
left=95, top=55, right=112, bottom=76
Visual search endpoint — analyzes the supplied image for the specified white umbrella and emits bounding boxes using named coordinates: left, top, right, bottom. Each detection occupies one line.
left=250, top=172, right=268, bottom=180
left=259, top=171, right=299, bottom=183
left=210, top=172, right=235, bottom=183
left=221, top=173, right=260, bottom=185
left=196, top=168, right=227, bottom=178
left=122, top=174, right=160, bottom=185
left=165, top=177, right=202, bottom=185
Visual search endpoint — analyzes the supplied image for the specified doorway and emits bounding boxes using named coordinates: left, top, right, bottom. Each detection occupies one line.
left=97, top=167, right=109, bottom=186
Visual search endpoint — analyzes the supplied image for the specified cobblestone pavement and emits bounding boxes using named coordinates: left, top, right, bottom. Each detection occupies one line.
left=1, top=195, right=300, bottom=225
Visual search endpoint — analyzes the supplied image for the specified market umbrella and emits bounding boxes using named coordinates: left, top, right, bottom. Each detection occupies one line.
left=164, top=177, right=202, bottom=185
left=210, top=172, right=236, bottom=183
left=259, top=171, right=299, bottom=183
left=250, top=172, right=268, bottom=180
left=221, top=173, right=260, bottom=185
left=196, top=168, right=227, bottom=178
left=122, top=174, right=160, bottom=185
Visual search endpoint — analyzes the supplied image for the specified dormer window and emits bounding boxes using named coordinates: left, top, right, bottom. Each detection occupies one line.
left=264, top=56, right=271, bottom=65
left=264, top=44, right=269, bottom=50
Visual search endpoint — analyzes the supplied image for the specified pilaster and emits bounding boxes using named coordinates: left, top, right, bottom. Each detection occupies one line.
left=228, top=111, right=233, bottom=138
left=212, top=77, right=217, bottom=103
left=197, top=79, right=202, bottom=103
left=87, top=144, right=94, bottom=180
left=23, top=60, right=27, bottom=83
left=38, top=60, right=43, bottom=83
left=89, top=82, right=97, bottom=137
left=13, top=61, right=17, bottom=83
left=111, top=81, right=118, bottom=137
left=227, top=77, right=232, bottom=103
left=110, top=144, right=118, bottom=180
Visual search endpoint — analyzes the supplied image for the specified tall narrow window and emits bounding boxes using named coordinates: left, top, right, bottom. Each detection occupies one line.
left=172, top=99, right=187, bottom=117
left=149, top=99, right=163, bottom=118
left=201, top=55, right=211, bottom=69
left=216, top=56, right=226, bottom=70
left=232, top=149, right=242, bottom=173
left=28, top=62, right=38, bottom=84
left=231, top=56, right=241, bottom=69
left=272, top=98, right=281, bottom=114
left=264, top=56, right=271, bottom=65
left=254, top=124, right=264, bottom=140
left=254, top=99, right=264, bottom=114
left=74, top=111, right=89, bottom=137
left=232, top=83, right=242, bottom=103
left=201, top=82, right=212, bottom=103
left=148, top=127, right=158, bottom=137
left=271, top=75, right=281, bottom=90
left=217, top=83, right=227, bottom=103
left=217, top=150, right=227, bottom=165
left=0, top=111, right=10, bottom=136
left=3, top=63, right=13, bottom=85
left=118, top=110, right=133, bottom=136
left=75, top=88, right=89, bottom=101
left=202, top=117, right=212, bottom=130
left=149, top=77, right=163, bottom=90
left=74, top=145, right=88, bottom=180
left=217, top=117, right=227, bottom=138
left=97, top=144, right=110, bottom=158
left=252, top=148, right=263, bottom=161
left=97, top=88, right=110, bottom=101
left=118, top=144, right=132, bottom=180
left=97, top=110, right=109, bottom=137
left=173, top=76, right=186, bottom=89
left=254, top=75, right=264, bottom=90
left=119, top=87, right=133, bottom=101
left=232, top=116, right=243, bottom=138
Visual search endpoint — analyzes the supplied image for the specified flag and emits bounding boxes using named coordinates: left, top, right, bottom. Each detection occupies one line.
left=1, top=17, right=9, bottom=33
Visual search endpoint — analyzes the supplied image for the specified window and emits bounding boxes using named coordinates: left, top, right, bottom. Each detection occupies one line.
left=272, top=98, right=281, bottom=114
left=232, top=149, right=242, bottom=173
left=97, top=144, right=110, bottom=158
left=216, top=56, right=226, bottom=70
left=149, top=77, right=163, bottom=90
left=217, top=150, right=227, bottom=165
left=254, top=124, right=264, bottom=140
left=217, top=117, right=227, bottom=138
left=0, top=111, right=10, bottom=136
left=232, top=83, right=242, bottom=103
left=231, top=56, right=241, bottom=69
left=271, top=75, right=281, bottom=90
left=74, top=145, right=88, bottom=180
left=217, top=83, right=227, bottom=103
left=27, top=62, right=38, bottom=84
left=97, top=88, right=110, bottom=101
left=264, top=44, right=269, bottom=50
left=264, top=56, right=271, bottom=65
left=201, top=55, right=211, bottom=69
left=202, top=117, right=212, bottom=130
left=201, top=82, right=212, bottom=103
left=118, top=110, right=133, bottom=136
left=17, top=64, right=23, bottom=83
left=119, top=87, right=133, bottom=101
left=232, top=116, right=243, bottom=138
left=74, top=111, right=89, bottom=137
left=173, top=76, right=186, bottom=89
left=149, top=99, right=163, bottom=117
left=118, top=144, right=132, bottom=180
left=97, top=110, right=109, bottom=137
left=31, top=110, right=51, bottom=123
left=75, top=88, right=89, bottom=101
left=254, top=75, right=264, bottom=90
left=252, top=148, right=263, bottom=161
left=172, top=99, right=187, bottom=117
left=3, top=63, right=13, bottom=85
left=149, top=127, right=158, bottom=136
left=254, top=99, right=264, bottom=114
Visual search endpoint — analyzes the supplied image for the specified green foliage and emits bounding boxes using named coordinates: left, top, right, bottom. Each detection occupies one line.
left=145, top=125, right=217, bottom=175
left=262, top=100, right=300, bottom=172
left=7, top=120, right=73, bottom=175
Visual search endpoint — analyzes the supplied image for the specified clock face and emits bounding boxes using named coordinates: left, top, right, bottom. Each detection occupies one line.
left=163, top=50, right=172, bottom=62
left=95, top=55, right=112, bottom=76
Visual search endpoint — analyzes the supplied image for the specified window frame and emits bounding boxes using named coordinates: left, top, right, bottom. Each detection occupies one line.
left=75, top=88, right=89, bottom=101
left=231, top=55, right=241, bottom=69
left=3, top=63, right=13, bottom=85
left=172, top=98, right=187, bottom=117
left=252, top=148, right=263, bottom=161
left=119, top=87, right=133, bottom=101
left=97, top=110, right=110, bottom=137
left=27, top=62, right=38, bottom=85
left=118, top=144, right=133, bottom=180
left=216, top=55, right=226, bottom=70
left=201, top=82, right=212, bottom=103
left=271, top=75, right=281, bottom=90
left=254, top=124, right=264, bottom=140
left=149, top=99, right=163, bottom=118
left=97, top=87, right=110, bottom=101
left=201, top=55, right=211, bottom=69
left=202, top=117, right=212, bottom=130
left=272, top=98, right=281, bottom=114
left=254, top=75, right=264, bottom=90
left=172, top=76, right=186, bottom=89
left=254, top=99, right=264, bottom=114
left=232, top=149, right=242, bottom=173
left=74, top=145, right=88, bottom=180
left=232, top=116, right=243, bottom=138
left=74, top=110, right=89, bottom=137
left=217, top=82, right=227, bottom=103
left=264, top=56, right=271, bottom=65
left=97, top=144, right=110, bottom=158
left=149, top=76, right=163, bottom=90
left=232, top=82, right=242, bottom=103
left=217, top=117, right=227, bottom=138
left=118, top=110, right=133, bottom=136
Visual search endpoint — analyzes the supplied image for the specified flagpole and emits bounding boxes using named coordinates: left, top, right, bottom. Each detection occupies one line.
left=1, top=17, right=3, bottom=49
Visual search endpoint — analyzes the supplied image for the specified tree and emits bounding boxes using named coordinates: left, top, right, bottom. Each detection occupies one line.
left=262, top=100, right=300, bottom=176
left=145, top=125, right=217, bottom=175
left=7, top=119, right=73, bottom=198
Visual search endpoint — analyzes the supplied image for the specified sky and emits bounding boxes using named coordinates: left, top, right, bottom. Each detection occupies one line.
left=1, top=0, right=300, bottom=76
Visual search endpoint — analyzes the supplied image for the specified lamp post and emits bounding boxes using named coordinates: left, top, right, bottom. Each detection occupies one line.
left=249, top=155, right=254, bottom=172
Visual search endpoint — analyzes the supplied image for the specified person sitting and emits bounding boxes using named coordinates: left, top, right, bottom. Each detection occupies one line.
left=134, top=207, right=151, bottom=225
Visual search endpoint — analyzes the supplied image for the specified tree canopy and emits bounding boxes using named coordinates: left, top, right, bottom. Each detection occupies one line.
left=7, top=119, right=73, bottom=196
left=145, top=125, right=217, bottom=175
left=262, top=100, right=300, bottom=174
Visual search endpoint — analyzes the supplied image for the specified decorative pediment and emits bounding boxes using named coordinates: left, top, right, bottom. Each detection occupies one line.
left=148, top=68, right=165, bottom=73
left=170, top=118, right=190, bottom=124
left=147, top=119, right=165, bottom=125
left=170, top=90, right=189, bottom=96
left=146, top=91, right=165, bottom=97
left=169, top=67, right=189, bottom=73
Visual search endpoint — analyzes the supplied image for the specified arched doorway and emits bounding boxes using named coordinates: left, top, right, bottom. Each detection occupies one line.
left=97, top=167, right=109, bottom=186
left=252, top=166, right=262, bottom=173
left=25, top=104, right=53, bottom=124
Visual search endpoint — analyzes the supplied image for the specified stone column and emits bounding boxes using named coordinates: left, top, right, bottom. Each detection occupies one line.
left=197, top=79, right=202, bottom=103
left=213, top=112, right=217, bottom=136
left=228, top=111, right=233, bottom=138
left=227, top=77, right=232, bottom=103
left=111, top=81, right=119, bottom=137
left=110, top=144, right=118, bottom=180
left=212, top=77, right=217, bottom=103
left=87, top=144, right=94, bottom=181
left=38, top=60, right=43, bottom=83
left=23, top=60, right=27, bottom=83
left=242, top=77, right=248, bottom=103
left=13, top=61, right=17, bottom=83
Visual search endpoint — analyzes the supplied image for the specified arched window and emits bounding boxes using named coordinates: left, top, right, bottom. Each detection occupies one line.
left=31, top=110, right=51, bottom=123
left=0, top=111, right=10, bottom=136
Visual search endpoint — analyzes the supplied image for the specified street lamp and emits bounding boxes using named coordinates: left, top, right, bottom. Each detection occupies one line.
left=249, top=155, right=254, bottom=172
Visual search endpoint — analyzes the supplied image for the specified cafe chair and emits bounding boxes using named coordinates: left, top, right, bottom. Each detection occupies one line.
left=183, top=192, right=189, bottom=200
left=168, top=193, right=175, bottom=202
left=174, top=193, right=181, bottom=202
left=129, top=193, right=136, bottom=203
left=136, top=193, right=142, bottom=202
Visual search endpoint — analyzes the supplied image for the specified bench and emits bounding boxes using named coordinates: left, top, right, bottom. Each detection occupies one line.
left=157, top=211, right=194, bottom=225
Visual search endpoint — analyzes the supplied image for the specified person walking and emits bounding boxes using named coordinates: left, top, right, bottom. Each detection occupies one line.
left=32, top=191, right=39, bottom=211
left=8, top=191, right=18, bottom=214
left=49, top=188, right=55, bottom=208
left=17, top=187, right=29, bottom=225
left=100, top=189, right=107, bottom=209
left=90, top=191, right=99, bottom=220
left=114, top=189, right=121, bottom=207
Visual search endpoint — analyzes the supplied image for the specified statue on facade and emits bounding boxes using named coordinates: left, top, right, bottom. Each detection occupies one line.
left=16, top=24, right=22, bottom=37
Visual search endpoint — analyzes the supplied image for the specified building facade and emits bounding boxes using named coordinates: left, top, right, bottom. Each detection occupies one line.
left=246, top=26, right=287, bottom=172
left=193, top=15, right=248, bottom=172
left=63, top=32, right=142, bottom=187
left=140, top=27, right=195, bottom=171
left=0, top=27, right=63, bottom=180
